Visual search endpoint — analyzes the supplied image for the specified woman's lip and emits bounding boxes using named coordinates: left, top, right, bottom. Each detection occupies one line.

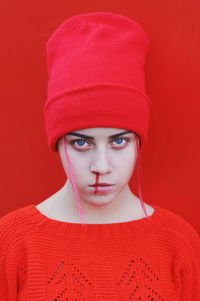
left=89, top=184, right=114, bottom=187
left=88, top=185, right=115, bottom=193
left=89, top=183, right=114, bottom=187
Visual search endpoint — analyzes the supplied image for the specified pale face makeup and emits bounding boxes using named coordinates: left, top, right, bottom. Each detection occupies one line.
left=57, top=127, right=139, bottom=222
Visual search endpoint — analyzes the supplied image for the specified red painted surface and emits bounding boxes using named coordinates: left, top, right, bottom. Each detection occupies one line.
left=1, top=2, right=200, bottom=233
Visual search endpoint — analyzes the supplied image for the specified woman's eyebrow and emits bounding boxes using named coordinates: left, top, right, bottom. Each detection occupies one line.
left=66, top=130, right=133, bottom=140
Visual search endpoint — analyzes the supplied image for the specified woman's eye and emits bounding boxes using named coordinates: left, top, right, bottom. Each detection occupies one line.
left=71, top=139, right=89, bottom=149
left=112, top=137, right=128, bottom=148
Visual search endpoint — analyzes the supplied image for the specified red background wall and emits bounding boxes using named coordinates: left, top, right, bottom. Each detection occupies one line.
left=1, top=1, right=200, bottom=234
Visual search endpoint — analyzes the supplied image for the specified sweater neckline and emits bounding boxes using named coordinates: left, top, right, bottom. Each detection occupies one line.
left=24, top=203, right=160, bottom=239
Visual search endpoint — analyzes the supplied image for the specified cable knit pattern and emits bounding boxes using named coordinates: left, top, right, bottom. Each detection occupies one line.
left=0, top=203, right=200, bottom=300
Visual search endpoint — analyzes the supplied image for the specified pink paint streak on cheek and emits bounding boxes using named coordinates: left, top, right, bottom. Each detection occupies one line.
left=94, top=173, right=99, bottom=194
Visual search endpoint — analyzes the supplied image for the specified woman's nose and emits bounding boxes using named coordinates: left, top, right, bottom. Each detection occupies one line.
left=90, top=150, right=112, bottom=175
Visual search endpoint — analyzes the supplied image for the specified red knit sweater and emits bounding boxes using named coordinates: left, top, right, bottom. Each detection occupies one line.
left=0, top=203, right=200, bottom=301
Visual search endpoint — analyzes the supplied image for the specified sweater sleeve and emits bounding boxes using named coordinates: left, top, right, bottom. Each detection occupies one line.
left=178, top=222, right=200, bottom=300
left=0, top=215, right=19, bottom=301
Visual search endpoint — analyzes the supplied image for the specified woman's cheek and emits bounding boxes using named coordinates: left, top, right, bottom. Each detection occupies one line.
left=72, top=158, right=87, bottom=178
left=122, top=153, right=136, bottom=176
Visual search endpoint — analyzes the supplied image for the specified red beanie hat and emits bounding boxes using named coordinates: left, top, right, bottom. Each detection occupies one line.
left=43, top=11, right=151, bottom=152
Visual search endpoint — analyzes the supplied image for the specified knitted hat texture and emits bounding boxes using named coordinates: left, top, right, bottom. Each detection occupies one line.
left=43, top=11, right=151, bottom=152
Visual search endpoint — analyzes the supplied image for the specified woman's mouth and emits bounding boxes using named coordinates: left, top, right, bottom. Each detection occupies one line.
left=88, top=184, right=115, bottom=193
left=90, top=183, right=114, bottom=186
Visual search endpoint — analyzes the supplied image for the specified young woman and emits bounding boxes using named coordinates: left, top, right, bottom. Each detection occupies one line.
left=0, top=11, right=199, bottom=301
left=38, top=127, right=154, bottom=225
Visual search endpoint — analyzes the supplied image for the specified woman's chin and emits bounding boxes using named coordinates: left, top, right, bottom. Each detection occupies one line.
left=86, top=199, right=114, bottom=207
left=81, top=193, right=116, bottom=207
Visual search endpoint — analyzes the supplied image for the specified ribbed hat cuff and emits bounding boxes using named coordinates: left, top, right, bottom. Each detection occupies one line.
left=43, top=84, right=151, bottom=152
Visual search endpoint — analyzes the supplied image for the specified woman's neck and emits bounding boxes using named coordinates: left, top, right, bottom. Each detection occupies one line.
left=53, top=180, right=147, bottom=223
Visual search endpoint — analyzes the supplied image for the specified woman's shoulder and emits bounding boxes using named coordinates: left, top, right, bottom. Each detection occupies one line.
left=151, top=203, right=200, bottom=243
left=0, top=205, right=34, bottom=249
left=0, top=205, right=32, bottom=225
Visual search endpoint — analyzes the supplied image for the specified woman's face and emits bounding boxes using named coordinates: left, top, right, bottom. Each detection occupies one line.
left=57, top=127, right=138, bottom=207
